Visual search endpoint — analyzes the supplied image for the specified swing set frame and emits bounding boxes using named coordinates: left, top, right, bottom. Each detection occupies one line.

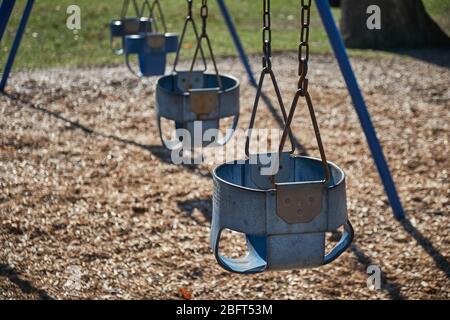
left=0, top=0, right=405, bottom=221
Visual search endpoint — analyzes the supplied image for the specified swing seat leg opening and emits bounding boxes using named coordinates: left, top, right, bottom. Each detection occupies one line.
left=212, top=222, right=354, bottom=274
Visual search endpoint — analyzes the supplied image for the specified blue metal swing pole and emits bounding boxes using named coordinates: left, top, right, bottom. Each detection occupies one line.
left=216, top=0, right=257, bottom=86
left=0, top=0, right=16, bottom=42
left=315, top=0, right=405, bottom=220
left=0, top=0, right=34, bottom=92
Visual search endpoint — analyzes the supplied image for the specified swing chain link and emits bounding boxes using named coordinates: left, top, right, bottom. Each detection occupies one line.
left=277, top=0, right=331, bottom=183
left=187, top=0, right=194, bottom=20
left=262, top=0, right=272, bottom=71
left=298, top=0, right=311, bottom=95
left=181, top=0, right=222, bottom=89
left=245, top=0, right=296, bottom=159
left=201, top=0, right=209, bottom=36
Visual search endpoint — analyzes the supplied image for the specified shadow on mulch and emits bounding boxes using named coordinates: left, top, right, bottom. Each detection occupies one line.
left=0, top=264, right=54, bottom=300
left=5, top=92, right=210, bottom=179
left=179, top=198, right=408, bottom=299
left=400, top=219, right=450, bottom=279
left=178, top=198, right=212, bottom=224
left=386, top=48, right=450, bottom=69
left=349, top=245, right=405, bottom=300
left=5, top=86, right=448, bottom=299
left=180, top=200, right=450, bottom=295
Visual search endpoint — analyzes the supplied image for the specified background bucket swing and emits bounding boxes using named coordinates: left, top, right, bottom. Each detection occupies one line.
left=110, top=0, right=153, bottom=56
left=210, top=0, right=353, bottom=274
left=155, top=0, right=240, bottom=150
left=124, top=0, right=179, bottom=77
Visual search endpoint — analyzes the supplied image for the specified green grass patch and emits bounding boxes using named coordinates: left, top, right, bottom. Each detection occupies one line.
left=0, top=0, right=448, bottom=71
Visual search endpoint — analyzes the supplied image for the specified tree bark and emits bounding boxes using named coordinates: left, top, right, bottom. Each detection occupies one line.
left=340, top=0, right=450, bottom=49
left=329, top=0, right=341, bottom=8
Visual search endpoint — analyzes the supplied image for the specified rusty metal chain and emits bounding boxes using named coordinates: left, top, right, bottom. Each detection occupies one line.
left=298, top=0, right=311, bottom=93
left=200, top=0, right=209, bottom=36
left=245, top=0, right=295, bottom=157
left=278, top=0, right=331, bottom=184
left=186, top=0, right=194, bottom=20
left=173, top=0, right=207, bottom=73
left=188, top=0, right=223, bottom=89
left=262, top=0, right=272, bottom=70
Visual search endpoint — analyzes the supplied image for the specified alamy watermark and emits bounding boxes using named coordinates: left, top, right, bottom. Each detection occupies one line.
left=63, top=265, right=83, bottom=293
left=367, top=5, right=381, bottom=30
left=66, top=5, right=81, bottom=40
left=367, top=264, right=382, bottom=290
left=165, top=123, right=289, bottom=175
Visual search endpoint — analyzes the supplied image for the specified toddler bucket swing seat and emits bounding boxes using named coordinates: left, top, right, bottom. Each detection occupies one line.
left=155, top=0, right=240, bottom=150
left=110, top=0, right=153, bottom=55
left=211, top=0, right=353, bottom=274
left=124, top=0, right=179, bottom=77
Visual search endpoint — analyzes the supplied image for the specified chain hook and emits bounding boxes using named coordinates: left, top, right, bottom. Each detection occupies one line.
left=297, top=59, right=308, bottom=96
left=263, top=42, right=272, bottom=72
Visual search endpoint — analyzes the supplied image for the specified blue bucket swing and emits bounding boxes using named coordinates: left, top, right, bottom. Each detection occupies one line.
left=110, top=0, right=153, bottom=55
left=155, top=0, right=240, bottom=150
left=124, top=0, right=179, bottom=77
left=210, top=0, right=353, bottom=274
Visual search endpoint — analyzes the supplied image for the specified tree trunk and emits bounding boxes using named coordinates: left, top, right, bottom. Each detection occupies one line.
left=329, top=0, right=340, bottom=8
left=340, top=0, right=450, bottom=49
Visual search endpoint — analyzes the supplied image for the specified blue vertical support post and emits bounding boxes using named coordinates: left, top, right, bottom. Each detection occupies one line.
left=315, top=0, right=405, bottom=220
left=0, top=0, right=34, bottom=92
left=0, top=0, right=16, bottom=42
left=216, top=0, right=257, bottom=86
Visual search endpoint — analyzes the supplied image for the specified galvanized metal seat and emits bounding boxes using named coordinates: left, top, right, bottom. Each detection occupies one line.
left=125, top=32, right=178, bottom=76
left=155, top=0, right=240, bottom=149
left=156, top=71, right=239, bottom=149
left=211, top=153, right=353, bottom=274
left=123, top=0, right=178, bottom=77
left=110, top=0, right=152, bottom=55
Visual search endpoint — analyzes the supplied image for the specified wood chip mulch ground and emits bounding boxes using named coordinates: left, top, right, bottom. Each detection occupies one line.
left=0, top=51, right=449, bottom=299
